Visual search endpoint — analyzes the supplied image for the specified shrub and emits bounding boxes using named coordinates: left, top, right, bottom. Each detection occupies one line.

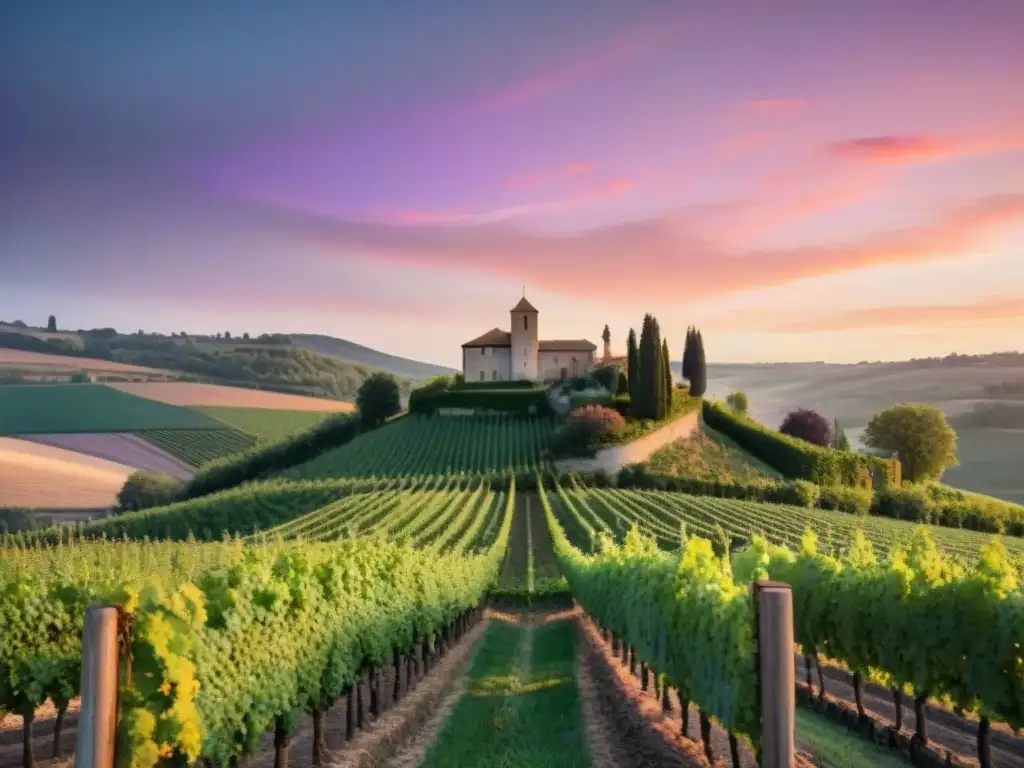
left=779, top=408, right=832, bottom=447
left=356, top=372, right=402, bottom=427
left=616, top=371, right=628, bottom=395
left=453, top=378, right=535, bottom=391
left=550, top=405, right=626, bottom=458
left=0, top=508, right=39, bottom=533
left=117, top=471, right=184, bottom=512
left=871, top=487, right=933, bottom=522
left=863, top=404, right=958, bottom=482
left=817, top=485, right=872, bottom=516
left=725, top=391, right=749, bottom=416
left=609, top=393, right=631, bottom=418
left=766, top=480, right=820, bottom=508
left=702, top=400, right=901, bottom=489
left=591, top=364, right=619, bottom=392
left=570, top=392, right=612, bottom=410
left=409, top=387, right=551, bottom=415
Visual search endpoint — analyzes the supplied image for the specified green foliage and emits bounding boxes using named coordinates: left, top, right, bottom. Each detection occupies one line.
left=682, top=326, right=695, bottom=382
left=0, top=508, right=38, bottom=534
left=540, top=485, right=760, bottom=744
left=702, top=400, right=902, bottom=489
left=686, top=329, right=707, bottom=397
left=661, top=339, right=672, bottom=417
left=864, top=403, right=958, bottom=482
left=117, top=471, right=185, bottom=512
left=725, top=390, right=749, bottom=416
left=180, top=413, right=363, bottom=501
left=738, top=528, right=1024, bottom=729
left=2, top=491, right=513, bottom=767
left=568, top=391, right=611, bottom=410
left=356, top=372, right=401, bottom=427
left=69, top=370, right=91, bottom=383
left=197, top=406, right=339, bottom=441
left=0, top=384, right=220, bottom=435
left=626, top=328, right=639, bottom=400
left=831, top=417, right=851, bottom=451
left=634, top=314, right=666, bottom=420
left=590, top=364, right=619, bottom=392
left=817, top=485, right=872, bottom=516
left=615, top=371, right=628, bottom=396
left=139, top=428, right=257, bottom=467
left=453, top=378, right=536, bottom=391
left=546, top=482, right=1024, bottom=566
left=408, top=386, right=551, bottom=415
left=287, top=414, right=556, bottom=478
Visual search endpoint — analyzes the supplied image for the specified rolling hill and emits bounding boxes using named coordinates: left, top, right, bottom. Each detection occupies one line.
left=289, top=333, right=456, bottom=380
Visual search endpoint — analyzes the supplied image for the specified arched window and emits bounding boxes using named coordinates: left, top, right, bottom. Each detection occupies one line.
left=479, top=370, right=485, bottom=381
left=523, top=315, right=528, bottom=330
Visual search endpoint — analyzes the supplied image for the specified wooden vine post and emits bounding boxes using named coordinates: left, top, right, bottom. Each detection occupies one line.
left=75, top=605, right=120, bottom=768
left=753, top=580, right=795, bottom=768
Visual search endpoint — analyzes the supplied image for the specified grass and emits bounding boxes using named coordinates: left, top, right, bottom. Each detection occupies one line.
left=645, top=425, right=783, bottom=482
left=138, top=427, right=257, bottom=467
left=496, top=495, right=569, bottom=602
left=0, top=384, right=219, bottom=435
left=796, top=708, right=910, bottom=767
left=195, top=406, right=338, bottom=441
left=420, top=618, right=589, bottom=768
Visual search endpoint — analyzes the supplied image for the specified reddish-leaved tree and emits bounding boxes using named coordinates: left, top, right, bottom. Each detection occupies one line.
left=779, top=408, right=832, bottom=447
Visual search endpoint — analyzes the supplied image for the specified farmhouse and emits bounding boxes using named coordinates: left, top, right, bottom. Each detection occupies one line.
left=461, top=297, right=597, bottom=382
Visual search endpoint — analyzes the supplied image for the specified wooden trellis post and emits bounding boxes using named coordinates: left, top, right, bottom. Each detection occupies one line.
left=75, top=605, right=120, bottom=768
left=753, top=580, right=795, bottom=768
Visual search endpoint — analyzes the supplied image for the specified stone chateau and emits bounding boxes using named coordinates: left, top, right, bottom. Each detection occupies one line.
left=461, top=297, right=599, bottom=383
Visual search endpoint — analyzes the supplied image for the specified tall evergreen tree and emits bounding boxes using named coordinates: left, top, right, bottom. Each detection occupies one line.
left=832, top=417, right=851, bottom=451
left=662, top=338, right=673, bottom=415
left=626, top=328, right=640, bottom=401
left=637, top=314, right=665, bottom=419
left=682, top=326, right=695, bottom=381
left=47, top=314, right=57, bottom=333
left=688, top=329, right=707, bottom=396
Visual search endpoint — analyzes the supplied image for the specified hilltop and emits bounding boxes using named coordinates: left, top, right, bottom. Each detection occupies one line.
left=0, top=322, right=452, bottom=399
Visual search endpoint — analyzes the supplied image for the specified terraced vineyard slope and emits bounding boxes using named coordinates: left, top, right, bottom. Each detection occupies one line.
left=286, top=415, right=557, bottom=479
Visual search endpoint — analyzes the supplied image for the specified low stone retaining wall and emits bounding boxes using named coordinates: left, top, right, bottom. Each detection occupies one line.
left=554, top=411, right=700, bottom=475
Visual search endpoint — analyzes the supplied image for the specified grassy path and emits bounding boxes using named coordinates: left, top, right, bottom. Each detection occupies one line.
left=419, top=615, right=590, bottom=767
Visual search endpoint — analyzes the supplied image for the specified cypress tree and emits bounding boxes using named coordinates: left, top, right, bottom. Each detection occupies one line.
left=689, top=329, right=707, bottom=397
left=662, top=338, right=673, bottom=416
left=682, top=326, right=695, bottom=381
left=626, top=329, right=640, bottom=403
left=637, top=314, right=664, bottom=419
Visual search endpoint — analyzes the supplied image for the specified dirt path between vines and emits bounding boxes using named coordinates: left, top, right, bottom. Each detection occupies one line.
left=808, top=657, right=1024, bottom=768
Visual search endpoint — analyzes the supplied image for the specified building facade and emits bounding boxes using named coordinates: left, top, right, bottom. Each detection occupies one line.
left=462, top=297, right=597, bottom=382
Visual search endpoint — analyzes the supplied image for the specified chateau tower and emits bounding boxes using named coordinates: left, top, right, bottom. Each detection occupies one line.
left=510, top=296, right=539, bottom=380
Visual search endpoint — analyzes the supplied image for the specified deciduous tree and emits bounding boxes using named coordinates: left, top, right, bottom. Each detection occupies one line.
left=356, top=372, right=402, bottom=428
left=725, top=391, right=748, bottom=415
left=864, top=404, right=957, bottom=482
left=779, top=408, right=832, bottom=446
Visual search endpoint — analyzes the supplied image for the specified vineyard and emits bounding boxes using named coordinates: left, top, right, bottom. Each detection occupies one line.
left=197, top=405, right=338, bottom=441
left=549, top=483, right=1024, bottom=567
left=139, top=427, right=256, bottom=467
left=285, top=414, right=557, bottom=479
left=0, top=479, right=514, bottom=768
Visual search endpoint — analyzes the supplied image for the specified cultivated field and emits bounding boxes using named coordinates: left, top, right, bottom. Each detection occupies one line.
left=0, top=385, right=219, bottom=435
left=0, top=347, right=166, bottom=375
left=109, top=381, right=356, bottom=410
left=20, top=433, right=194, bottom=479
left=286, top=415, right=557, bottom=479
left=198, top=405, right=339, bottom=440
left=0, top=437, right=132, bottom=508
left=139, top=428, right=256, bottom=468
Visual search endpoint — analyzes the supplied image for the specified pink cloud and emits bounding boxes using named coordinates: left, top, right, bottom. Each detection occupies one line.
left=271, top=192, right=1024, bottom=306
left=470, top=15, right=687, bottom=114
left=829, top=130, right=1024, bottom=165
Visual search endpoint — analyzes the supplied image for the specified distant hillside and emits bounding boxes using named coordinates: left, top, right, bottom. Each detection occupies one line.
left=290, top=333, right=456, bottom=381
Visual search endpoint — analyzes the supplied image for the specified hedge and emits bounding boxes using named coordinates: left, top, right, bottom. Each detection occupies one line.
left=452, top=379, right=536, bottom=391
left=701, top=400, right=901, bottom=489
left=408, top=387, right=552, bottom=415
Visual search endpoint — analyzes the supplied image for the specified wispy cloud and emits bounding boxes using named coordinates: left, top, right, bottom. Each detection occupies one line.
left=265, top=192, right=1024, bottom=306
left=505, top=162, right=593, bottom=189
left=829, top=130, right=1024, bottom=165
left=469, top=14, right=687, bottom=114
left=739, top=295, right=1024, bottom=333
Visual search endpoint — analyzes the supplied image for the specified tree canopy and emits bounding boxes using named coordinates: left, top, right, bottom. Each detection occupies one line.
left=779, top=408, right=832, bottom=447
left=725, top=391, right=749, bottom=416
left=626, top=328, right=640, bottom=401
left=356, top=372, right=402, bottom=428
left=864, top=403, right=958, bottom=482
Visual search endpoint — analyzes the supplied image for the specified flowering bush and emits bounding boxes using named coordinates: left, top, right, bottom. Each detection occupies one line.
left=551, top=405, right=626, bottom=457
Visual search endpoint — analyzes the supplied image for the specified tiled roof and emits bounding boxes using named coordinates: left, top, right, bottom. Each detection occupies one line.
left=462, top=328, right=512, bottom=347
left=539, top=339, right=597, bottom=352
left=511, top=297, right=538, bottom=313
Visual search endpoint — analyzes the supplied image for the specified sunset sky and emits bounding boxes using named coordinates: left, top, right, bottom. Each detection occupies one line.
left=2, top=1, right=1023, bottom=367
